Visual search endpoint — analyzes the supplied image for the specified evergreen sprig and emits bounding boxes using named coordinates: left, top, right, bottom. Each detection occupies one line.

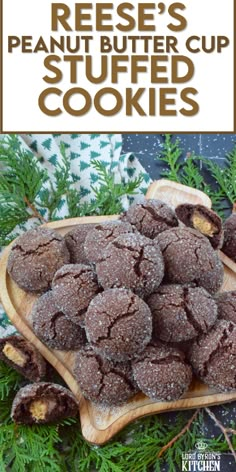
left=0, top=423, right=64, bottom=472
left=0, top=361, right=235, bottom=472
left=0, top=135, right=48, bottom=241
left=158, top=134, right=182, bottom=182
left=200, top=147, right=236, bottom=214
left=38, top=142, right=72, bottom=220
left=0, top=136, right=142, bottom=246
left=0, top=361, right=23, bottom=401
left=0, top=135, right=47, bottom=203
left=156, top=134, right=236, bottom=217
left=1, top=135, right=236, bottom=470
left=88, top=159, right=143, bottom=215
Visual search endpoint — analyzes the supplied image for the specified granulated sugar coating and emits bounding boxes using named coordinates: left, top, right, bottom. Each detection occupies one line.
left=0, top=335, right=46, bottom=382
left=132, top=342, right=192, bottom=401
left=195, top=254, right=224, bottom=294
left=147, top=285, right=218, bottom=343
left=7, top=228, right=70, bottom=293
left=156, top=227, right=218, bottom=285
left=65, top=224, right=96, bottom=264
left=120, top=199, right=178, bottom=239
left=96, top=233, right=164, bottom=298
left=52, top=264, right=100, bottom=326
left=222, top=214, right=236, bottom=262
left=11, top=382, right=78, bottom=424
left=84, top=221, right=135, bottom=264
left=189, top=320, right=236, bottom=392
left=74, top=345, right=138, bottom=406
left=216, top=291, right=236, bottom=324
left=31, top=291, right=86, bottom=350
left=85, top=288, right=152, bottom=361
left=175, top=203, right=223, bottom=249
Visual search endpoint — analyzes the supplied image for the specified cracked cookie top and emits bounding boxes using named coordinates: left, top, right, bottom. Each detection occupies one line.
left=73, top=345, right=138, bottom=406
left=147, top=285, right=218, bottom=343
left=52, top=264, right=100, bottom=326
left=65, top=223, right=96, bottom=264
left=84, top=220, right=135, bottom=264
left=120, top=199, right=179, bottom=239
left=132, top=342, right=192, bottom=401
left=156, top=227, right=218, bottom=285
left=96, top=233, right=164, bottom=298
left=216, top=290, right=236, bottom=324
left=7, top=228, right=70, bottom=293
left=85, top=288, right=152, bottom=361
left=31, top=291, right=87, bottom=350
left=188, top=319, right=236, bottom=392
left=194, top=253, right=224, bottom=294
left=222, top=214, right=236, bottom=262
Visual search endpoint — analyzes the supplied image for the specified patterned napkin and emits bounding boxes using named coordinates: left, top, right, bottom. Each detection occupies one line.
left=0, top=133, right=152, bottom=336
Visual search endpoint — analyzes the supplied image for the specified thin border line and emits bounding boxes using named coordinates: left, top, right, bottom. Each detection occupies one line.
left=0, top=0, right=235, bottom=134
left=234, top=0, right=236, bottom=132
left=0, top=0, right=3, bottom=133
left=1, top=130, right=235, bottom=134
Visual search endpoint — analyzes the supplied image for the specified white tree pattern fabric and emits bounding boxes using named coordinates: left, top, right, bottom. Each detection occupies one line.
left=0, top=133, right=152, bottom=337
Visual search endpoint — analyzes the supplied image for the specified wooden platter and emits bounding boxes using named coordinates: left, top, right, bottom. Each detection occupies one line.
left=0, top=180, right=236, bottom=445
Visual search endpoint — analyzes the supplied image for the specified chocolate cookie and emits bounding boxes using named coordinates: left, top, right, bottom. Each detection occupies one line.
left=147, top=285, right=218, bottom=343
left=156, top=227, right=218, bottom=285
left=132, top=342, right=192, bottom=401
left=120, top=199, right=178, bottom=239
left=7, top=228, right=70, bottom=293
left=222, top=214, right=236, bottom=262
left=215, top=291, right=236, bottom=324
left=31, top=291, right=86, bottom=350
left=52, top=264, right=100, bottom=326
left=74, top=345, right=138, bottom=406
left=176, top=204, right=223, bottom=249
left=85, top=288, right=152, bottom=361
left=84, top=221, right=135, bottom=264
left=0, top=335, right=46, bottom=381
left=195, top=254, right=224, bottom=294
left=65, top=223, right=96, bottom=264
left=11, top=382, right=78, bottom=424
left=189, top=320, right=236, bottom=392
left=96, top=233, right=164, bottom=298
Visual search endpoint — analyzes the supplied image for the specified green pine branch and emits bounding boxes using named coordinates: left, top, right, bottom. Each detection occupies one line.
left=158, top=134, right=182, bottom=182
left=199, top=147, right=236, bottom=207
left=1, top=135, right=236, bottom=469
left=65, top=159, right=143, bottom=217
left=0, top=361, right=235, bottom=471
left=38, top=142, right=72, bottom=220
left=180, top=154, right=205, bottom=189
left=156, top=135, right=236, bottom=217
left=0, top=136, right=47, bottom=203
left=88, top=160, right=143, bottom=215
left=0, top=135, right=48, bottom=243
left=0, top=361, right=23, bottom=401
left=0, top=138, right=143, bottom=246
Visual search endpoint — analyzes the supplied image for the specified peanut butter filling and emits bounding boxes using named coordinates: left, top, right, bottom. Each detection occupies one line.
left=29, top=398, right=57, bottom=420
left=3, top=343, right=26, bottom=367
left=192, top=211, right=217, bottom=237
left=29, top=400, right=48, bottom=420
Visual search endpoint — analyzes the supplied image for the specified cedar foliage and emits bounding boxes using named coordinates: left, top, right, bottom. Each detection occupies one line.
left=0, top=134, right=236, bottom=470
left=0, top=135, right=143, bottom=246
left=157, top=134, right=236, bottom=217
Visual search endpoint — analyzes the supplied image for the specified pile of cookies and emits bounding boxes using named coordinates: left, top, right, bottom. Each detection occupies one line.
left=4, top=199, right=236, bottom=417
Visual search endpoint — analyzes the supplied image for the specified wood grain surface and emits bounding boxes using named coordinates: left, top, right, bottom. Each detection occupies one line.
left=0, top=180, right=235, bottom=445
